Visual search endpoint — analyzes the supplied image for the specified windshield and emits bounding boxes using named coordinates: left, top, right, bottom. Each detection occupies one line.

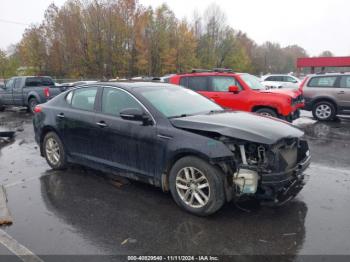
left=139, top=86, right=223, bottom=118
left=240, top=74, right=266, bottom=90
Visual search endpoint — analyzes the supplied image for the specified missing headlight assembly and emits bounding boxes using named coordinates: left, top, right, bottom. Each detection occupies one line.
left=218, top=136, right=310, bottom=204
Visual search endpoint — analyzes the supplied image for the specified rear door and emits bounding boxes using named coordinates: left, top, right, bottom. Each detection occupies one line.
left=61, top=87, right=100, bottom=162
left=337, top=75, right=350, bottom=111
left=304, top=76, right=339, bottom=103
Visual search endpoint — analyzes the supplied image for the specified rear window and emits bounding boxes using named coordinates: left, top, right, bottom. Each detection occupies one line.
left=187, top=77, right=208, bottom=91
left=308, top=76, right=337, bottom=87
left=340, top=76, right=350, bottom=88
left=71, top=87, right=98, bottom=111
left=265, top=76, right=283, bottom=82
left=25, top=77, right=54, bottom=87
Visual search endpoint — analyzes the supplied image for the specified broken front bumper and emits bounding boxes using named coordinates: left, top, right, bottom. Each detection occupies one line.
left=256, top=154, right=311, bottom=205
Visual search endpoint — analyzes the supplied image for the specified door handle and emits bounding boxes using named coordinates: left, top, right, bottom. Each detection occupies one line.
left=338, top=91, right=345, bottom=94
left=57, top=113, right=65, bottom=118
left=96, top=121, right=107, bottom=128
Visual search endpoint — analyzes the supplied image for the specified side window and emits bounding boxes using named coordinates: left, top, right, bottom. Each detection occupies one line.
left=5, top=79, right=14, bottom=90
left=187, top=77, right=208, bottom=91
left=41, top=77, right=54, bottom=86
left=179, top=77, right=188, bottom=87
left=308, top=77, right=337, bottom=87
left=266, top=76, right=283, bottom=81
left=284, top=76, right=297, bottom=83
left=340, top=76, right=350, bottom=88
left=210, top=76, right=242, bottom=92
left=265, top=76, right=276, bottom=81
left=71, top=87, right=98, bottom=111
left=14, top=78, right=22, bottom=90
left=102, top=88, right=142, bottom=116
left=25, top=78, right=41, bottom=87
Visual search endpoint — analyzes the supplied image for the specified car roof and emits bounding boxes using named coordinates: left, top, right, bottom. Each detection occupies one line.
left=308, top=72, right=350, bottom=77
left=263, top=74, right=296, bottom=77
left=88, top=81, right=176, bottom=90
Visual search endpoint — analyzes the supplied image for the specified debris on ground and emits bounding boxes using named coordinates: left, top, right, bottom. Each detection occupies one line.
left=108, top=174, right=130, bottom=188
left=18, top=139, right=26, bottom=145
left=0, top=185, right=13, bottom=225
left=121, top=238, right=137, bottom=245
left=283, top=233, right=297, bottom=236
left=258, top=239, right=268, bottom=243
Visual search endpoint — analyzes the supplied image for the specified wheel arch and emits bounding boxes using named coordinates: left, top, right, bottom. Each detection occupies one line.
left=160, top=151, right=234, bottom=202
left=252, top=105, right=279, bottom=115
left=311, top=97, right=338, bottom=113
left=161, top=151, right=212, bottom=192
left=39, top=126, right=63, bottom=156
left=26, top=93, right=41, bottom=106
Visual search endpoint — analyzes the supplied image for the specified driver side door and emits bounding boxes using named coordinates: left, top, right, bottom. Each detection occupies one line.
left=206, top=76, right=248, bottom=111
left=93, top=87, right=158, bottom=177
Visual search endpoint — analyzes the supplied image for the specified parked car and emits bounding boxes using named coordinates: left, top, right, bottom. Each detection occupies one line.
left=0, top=76, right=66, bottom=113
left=169, top=70, right=304, bottom=122
left=33, top=82, right=311, bottom=216
left=261, top=74, right=301, bottom=89
left=302, top=73, right=350, bottom=121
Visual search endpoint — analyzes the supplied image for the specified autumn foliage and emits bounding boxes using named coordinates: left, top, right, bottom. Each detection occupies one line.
left=4, top=0, right=310, bottom=79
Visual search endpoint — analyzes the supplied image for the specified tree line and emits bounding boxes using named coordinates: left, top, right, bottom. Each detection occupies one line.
left=0, top=0, right=336, bottom=79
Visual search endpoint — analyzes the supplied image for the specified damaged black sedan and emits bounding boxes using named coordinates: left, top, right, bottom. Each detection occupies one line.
left=33, top=82, right=311, bottom=216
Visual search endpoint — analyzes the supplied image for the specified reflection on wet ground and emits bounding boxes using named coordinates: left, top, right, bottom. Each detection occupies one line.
left=0, top=109, right=349, bottom=257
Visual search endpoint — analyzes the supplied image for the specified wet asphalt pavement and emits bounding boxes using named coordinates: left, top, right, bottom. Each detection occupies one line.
left=0, top=109, right=349, bottom=260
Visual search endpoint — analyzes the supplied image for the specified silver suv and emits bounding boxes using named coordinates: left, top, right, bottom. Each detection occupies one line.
left=303, top=73, right=350, bottom=121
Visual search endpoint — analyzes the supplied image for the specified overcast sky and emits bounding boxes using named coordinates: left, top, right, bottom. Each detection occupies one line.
left=0, top=0, right=349, bottom=56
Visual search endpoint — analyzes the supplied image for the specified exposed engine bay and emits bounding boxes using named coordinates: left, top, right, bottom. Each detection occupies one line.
left=217, top=136, right=311, bottom=205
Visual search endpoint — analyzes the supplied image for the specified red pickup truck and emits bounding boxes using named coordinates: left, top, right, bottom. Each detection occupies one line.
left=169, top=71, right=304, bottom=121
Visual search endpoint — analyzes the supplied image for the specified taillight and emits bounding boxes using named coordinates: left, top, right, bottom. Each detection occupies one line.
left=44, top=87, right=50, bottom=98
left=34, top=105, right=42, bottom=113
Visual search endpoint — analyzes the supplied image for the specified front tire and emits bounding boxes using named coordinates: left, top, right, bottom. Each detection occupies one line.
left=255, top=108, right=277, bottom=118
left=43, top=132, right=67, bottom=170
left=312, top=101, right=336, bottom=121
left=169, top=156, right=225, bottom=216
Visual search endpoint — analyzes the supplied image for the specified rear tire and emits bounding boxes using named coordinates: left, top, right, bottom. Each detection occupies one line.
left=312, top=101, right=336, bottom=121
left=169, top=156, right=225, bottom=216
left=28, top=98, right=38, bottom=113
left=0, top=106, right=5, bottom=112
left=255, top=108, right=277, bottom=118
left=43, top=132, right=67, bottom=170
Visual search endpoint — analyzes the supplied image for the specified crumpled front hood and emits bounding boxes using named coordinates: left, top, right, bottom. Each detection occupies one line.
left=261, top=89, right=301, bottom=98
left=170, top=111, right=304, bottom=145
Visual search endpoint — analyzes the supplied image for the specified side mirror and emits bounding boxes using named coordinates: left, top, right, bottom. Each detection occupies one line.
left=120, top=108, right=152, bottom=125
left=228, top=86, right=240, bottom=93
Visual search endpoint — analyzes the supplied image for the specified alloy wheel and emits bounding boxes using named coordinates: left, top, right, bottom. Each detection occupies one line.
left=175, top=167, right=210, bottom=208
left=315, top=104, right=332, bottom=120
left=45, top=137, right=60, bottom=165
